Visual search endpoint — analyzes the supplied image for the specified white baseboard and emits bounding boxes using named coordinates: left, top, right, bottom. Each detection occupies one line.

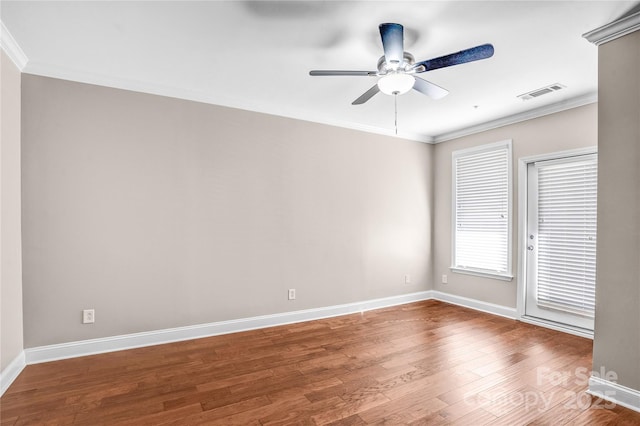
left=433, top=291, right=594, bottom=339
left=431, top=290, right=517, bottom=319
left=518, top=315, right=593, bottom=339
left=24, top=290, right=522, bottom=366
left=8, top=290, right=640, bottom=416
left=5, top=290, right=552, bottom=397
left=25, top=291, right=433, bottom=365
left=588, top=376, right=640, bottom=413
left=0, top=351, right=26, bottom=396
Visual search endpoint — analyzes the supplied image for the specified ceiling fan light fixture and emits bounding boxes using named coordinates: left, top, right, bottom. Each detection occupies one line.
left=377, top=73, right=415, bottom=96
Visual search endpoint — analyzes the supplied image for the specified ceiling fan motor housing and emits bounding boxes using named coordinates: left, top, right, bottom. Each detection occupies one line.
left=377, top=52, right=415, bottom=74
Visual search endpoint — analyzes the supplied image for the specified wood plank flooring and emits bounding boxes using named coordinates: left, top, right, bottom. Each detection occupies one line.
left=2, top=300, right=639, bottom=425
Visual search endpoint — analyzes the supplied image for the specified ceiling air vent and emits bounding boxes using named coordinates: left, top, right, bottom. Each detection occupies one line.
left=518, top=83, right=566, bottom=101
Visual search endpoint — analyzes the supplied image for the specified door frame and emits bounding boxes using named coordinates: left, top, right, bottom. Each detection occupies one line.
left=516, top=146, right=597, bottom=339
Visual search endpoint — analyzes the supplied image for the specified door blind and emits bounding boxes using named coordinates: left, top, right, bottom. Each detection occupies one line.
left=454, top=145, right=510, bottom=274
left=535, top=157, right=597, bottom=317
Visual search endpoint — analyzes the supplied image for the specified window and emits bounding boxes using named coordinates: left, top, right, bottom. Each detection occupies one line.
left=452, top=140, right=512, bottom=280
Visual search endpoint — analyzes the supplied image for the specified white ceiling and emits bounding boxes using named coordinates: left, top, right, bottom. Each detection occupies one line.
left=2, top=1, right=638, bottom=143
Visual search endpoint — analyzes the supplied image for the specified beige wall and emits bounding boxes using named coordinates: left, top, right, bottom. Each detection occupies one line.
left=432, top=104, right=597, bottom=308
left=1, top=51, right=24, bottom=370
left=592, top=30, right=640, bottom=391
left=21, top=75, right=433, bottom=347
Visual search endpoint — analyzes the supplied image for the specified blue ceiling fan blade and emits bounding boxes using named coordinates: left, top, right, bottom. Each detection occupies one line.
left=413, top=44, right=494, bottom=73
left=379, top=23, right=404, bottom=69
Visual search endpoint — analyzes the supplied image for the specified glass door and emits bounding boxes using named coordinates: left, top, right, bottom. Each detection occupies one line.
left=525, top=154, right=597, bottom=330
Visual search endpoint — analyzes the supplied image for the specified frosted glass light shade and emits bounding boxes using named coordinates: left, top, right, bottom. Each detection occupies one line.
left=377, top=73, right=415, bottom=95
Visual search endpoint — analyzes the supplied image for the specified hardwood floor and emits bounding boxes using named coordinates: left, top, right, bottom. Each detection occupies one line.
left=2, top=300, right=639, bottom=425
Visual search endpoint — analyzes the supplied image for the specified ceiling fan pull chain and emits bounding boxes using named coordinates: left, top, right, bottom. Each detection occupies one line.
left=394, top=93, right=398, bottom=135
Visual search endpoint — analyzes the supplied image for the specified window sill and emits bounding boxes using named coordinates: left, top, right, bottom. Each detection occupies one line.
left=450, top=267, right=513, bottom=282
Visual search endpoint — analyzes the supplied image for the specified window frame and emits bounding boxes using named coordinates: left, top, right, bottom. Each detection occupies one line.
left=451, top=140, right=513, bottom=281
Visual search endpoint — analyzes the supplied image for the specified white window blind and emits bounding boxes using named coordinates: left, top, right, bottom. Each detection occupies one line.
left=535, top=156, right=597, bottom=317
left=452, top=141, right=512, bottom=279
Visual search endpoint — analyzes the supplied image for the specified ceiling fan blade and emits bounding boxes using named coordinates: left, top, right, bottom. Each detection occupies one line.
left=413, top=43, right=494, bottom=73
left=379, top=23, right=404, bottom=69
left=352, top=84, right=380, bottom=105
left=412, top=77, right=449, bottom=100
left=310, top=70, right=377, bottom=76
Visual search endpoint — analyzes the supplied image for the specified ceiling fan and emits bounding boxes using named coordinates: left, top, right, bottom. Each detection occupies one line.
left=309, top=23, right=494, bottom=105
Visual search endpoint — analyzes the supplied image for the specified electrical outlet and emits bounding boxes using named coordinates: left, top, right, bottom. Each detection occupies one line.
left=82, top=309, right=95, bottom=324
left=442, top=274, right=448, bottom=284
left=405, top=274, right=411, bottom=284
left=288, top=289, right=296, bottom=300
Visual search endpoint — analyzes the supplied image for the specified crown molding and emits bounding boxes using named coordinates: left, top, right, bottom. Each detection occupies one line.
left=583, top=10, right=640, bottom=46
left=21, top=59, right=595, bottom=146
left=1, top=21, right=28, bottom=70
left=433, top=93, right=597, bottom=143
left=22, top=61, right=433, bottom=144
